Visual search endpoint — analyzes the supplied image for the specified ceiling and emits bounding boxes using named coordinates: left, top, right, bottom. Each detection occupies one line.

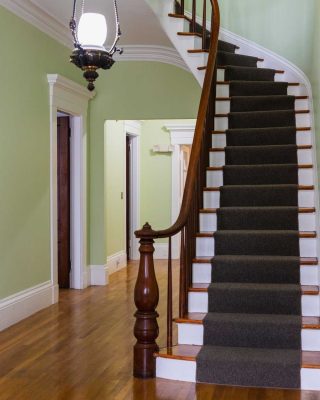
left=28, top=0, right=173, bottom=47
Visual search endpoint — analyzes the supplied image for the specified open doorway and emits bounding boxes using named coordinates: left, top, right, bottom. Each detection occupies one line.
left=126, top=135, right=132, bottom=260
left=57, top=112, right=71, bottom=288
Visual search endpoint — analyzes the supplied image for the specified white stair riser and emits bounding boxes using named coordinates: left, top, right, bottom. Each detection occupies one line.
left=206, top=168, right=314, bottom=187
left=214, top=114, right=310, bottom=131
left=177, top=323, right=320, bottom=351
left=156, top=357, right=320, bottom=389
left=192, top=263, right=319, bottom=286
left=196, top=237, right=318, bottom=258
left=215, top=98, right=309, bottom=114
left=200, top=212, right=316, bottom=232
left=301, top=369, right=320, bottom=390
left=209, top=149, right=313, bottom=167
left=212, top=131, right=312, bottom=147
left=203, top=190, right=316, bottom=209
left=156, top=357, right=196, bottom=382
left=217, top=84, right=303, bottom=97
left=188, top=292, right=320, bottom=316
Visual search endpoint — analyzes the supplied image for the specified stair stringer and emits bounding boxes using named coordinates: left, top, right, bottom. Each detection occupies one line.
left=143, top=0, right=206, bottom=85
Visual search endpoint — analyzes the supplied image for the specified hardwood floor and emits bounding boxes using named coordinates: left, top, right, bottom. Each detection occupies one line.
left=0, top=260, right=319, bottom=399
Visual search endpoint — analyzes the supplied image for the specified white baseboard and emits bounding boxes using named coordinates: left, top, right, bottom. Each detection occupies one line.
left=154, top=243, right=169, bottom=259
left=107, top=251, right=127, bottom=276
left=0, top=281, right=58, bottom=332
left=89, top=265, right=109, bottom=286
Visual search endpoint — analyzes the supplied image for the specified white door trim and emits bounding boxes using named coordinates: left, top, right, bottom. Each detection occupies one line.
left=166, top=123, right=196, bottom=259
left=125, top=121, right=142, bottom=260
left=47, top=74, right=94, bottom=292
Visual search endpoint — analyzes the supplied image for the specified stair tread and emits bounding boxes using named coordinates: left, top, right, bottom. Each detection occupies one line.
left=217, top=81, right=300, bottom=86
left=217, top=66, right=284, bottom=73
left=207, top=164, right=313, bottom=170
left=203, top=185, right=314, bottom=191
left=210, top=145, right=312, bottom=151
left=155, top=345, right=320, bottom=368
left=199, top=66, right=285, bottom=73
left=189, top=283, right=319, bottom=295
left=188, top=49, right=209, bottom=53
left=168, top=13, right=192, bottom=22
left=215, top=110, right=310, bottom=117
left=192, top=256, right=318, bottom=265
left=216, top=96, right=309, bottom=101
left=199, top=207, right=316, bottom=213
left=177, top=31, right=202, bottom=37
left=196, top=231, right=317, bottom=238
left=175, top=314, right=320, bottom=329
left=212, top=127, right=311, bottom=133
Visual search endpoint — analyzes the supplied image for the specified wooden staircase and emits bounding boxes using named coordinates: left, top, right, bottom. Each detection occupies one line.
left=135, top=0, right=320, bottom=390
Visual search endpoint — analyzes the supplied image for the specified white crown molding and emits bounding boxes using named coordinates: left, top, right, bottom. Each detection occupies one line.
left=0, top=0, right=71, bottom=48
left=115, top=45, right=189, bottom=72
left=0, top=1, right=189, bottom=72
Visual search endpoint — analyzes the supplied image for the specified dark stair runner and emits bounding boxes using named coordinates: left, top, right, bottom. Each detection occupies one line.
left=196, top=41, right=302, bottom=388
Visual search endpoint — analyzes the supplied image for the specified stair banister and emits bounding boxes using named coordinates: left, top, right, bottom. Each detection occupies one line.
left=133, top=0, right=220, bottom=379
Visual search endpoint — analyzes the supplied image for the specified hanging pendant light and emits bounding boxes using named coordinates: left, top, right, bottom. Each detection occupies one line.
left=69, top=0, right=122, bottom=91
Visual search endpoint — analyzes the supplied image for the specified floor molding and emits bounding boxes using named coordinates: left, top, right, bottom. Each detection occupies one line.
left=88, top=265, right=109, bottom=286
left=107, top=251, right=127, bottom=276
left=0, top=281, right=58, bottom=331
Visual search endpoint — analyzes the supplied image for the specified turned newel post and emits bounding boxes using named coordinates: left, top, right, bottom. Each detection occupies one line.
left=133, top=223, right=159, bottom=378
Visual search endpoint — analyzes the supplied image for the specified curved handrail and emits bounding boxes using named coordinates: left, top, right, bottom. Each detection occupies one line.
left=135, top=0, right=220, bottom=239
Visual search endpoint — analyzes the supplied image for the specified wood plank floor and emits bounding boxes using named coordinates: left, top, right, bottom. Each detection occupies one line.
left=0, top=260, right=320, bottom=399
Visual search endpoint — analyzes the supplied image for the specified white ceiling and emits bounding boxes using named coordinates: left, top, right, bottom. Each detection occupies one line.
left=29, top=0, right=173, bottom=47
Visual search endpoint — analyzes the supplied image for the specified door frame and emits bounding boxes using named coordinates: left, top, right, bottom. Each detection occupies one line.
left=124, top=121, right=141, bottom=260
left=165, top=123, right=196, bottom=259
left=48, top=74, right=94, bottom=294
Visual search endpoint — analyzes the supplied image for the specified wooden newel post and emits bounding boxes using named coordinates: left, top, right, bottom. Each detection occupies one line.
left=133, top=223, right=159, bottom=379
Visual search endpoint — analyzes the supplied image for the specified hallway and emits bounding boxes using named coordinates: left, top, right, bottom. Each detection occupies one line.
left=0, top=261, right=319, bottom=400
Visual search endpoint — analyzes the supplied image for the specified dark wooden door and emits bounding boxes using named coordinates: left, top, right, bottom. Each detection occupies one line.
left=126, top=136, right=131, bottom=260
left=57, top=116, right=71, bottom=288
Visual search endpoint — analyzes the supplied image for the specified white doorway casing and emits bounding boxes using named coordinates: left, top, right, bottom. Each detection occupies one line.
left=125, top=121, right=142, bottom=261
left=166, top=123, right=196, bottom=259
left=47, top=74, right=94, bottom=295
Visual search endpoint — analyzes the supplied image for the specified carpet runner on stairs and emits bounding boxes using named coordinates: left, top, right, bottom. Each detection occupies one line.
left=196, top=40, right=302, bottom=388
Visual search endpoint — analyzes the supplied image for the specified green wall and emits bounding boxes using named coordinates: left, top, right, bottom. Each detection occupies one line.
left=89, top=62, right=201, bottom=264
left=0, top=6, right=82, bottom=298
left=218, top=0, right=316, bottom=77
left=310, top=1, right=320, bottom=175
left=140, top=120, right=173, bottom=233
left=105, top=119, right=196, bottom=257
left=105, top=121, right=126, bottom=257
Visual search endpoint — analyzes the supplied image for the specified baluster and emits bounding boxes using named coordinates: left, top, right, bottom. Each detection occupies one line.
left=181, top=0, right=185, bottom=14
left=167, top=237, right=173, bottom=348
left=133, top=223, right=159, bottom=378
left=179, top=227, right=186, bottom=317
left=202, top=0, right=207, bottom=49
left=191, top=0, right=196, bottom=32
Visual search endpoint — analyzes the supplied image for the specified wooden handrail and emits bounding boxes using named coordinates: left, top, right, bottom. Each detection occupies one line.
left=135, top=1, right=220, bottom=240
left=133, top=0, right=221, bottom=379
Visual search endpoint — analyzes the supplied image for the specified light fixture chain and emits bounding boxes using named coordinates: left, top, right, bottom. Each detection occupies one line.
left=81, top=0, right=85, bottom=17
left=107, top=0, right=122, bottom=55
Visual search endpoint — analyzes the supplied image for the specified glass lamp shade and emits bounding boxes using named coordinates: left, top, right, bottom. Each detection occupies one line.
left=77, top=13, right=108, bottom=50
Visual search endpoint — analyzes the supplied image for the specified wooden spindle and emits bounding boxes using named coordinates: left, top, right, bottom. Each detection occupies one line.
left=179, top=228, right=186, bottom=318
left=133, top=223, right=159, bottom=378
left=191, top=0, right=196, bottom=32
left=181, top=0, right=185, bottom=14
left=167, top=237, right=173, bottom=348
left=202, top=0, right=207, bottom=49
